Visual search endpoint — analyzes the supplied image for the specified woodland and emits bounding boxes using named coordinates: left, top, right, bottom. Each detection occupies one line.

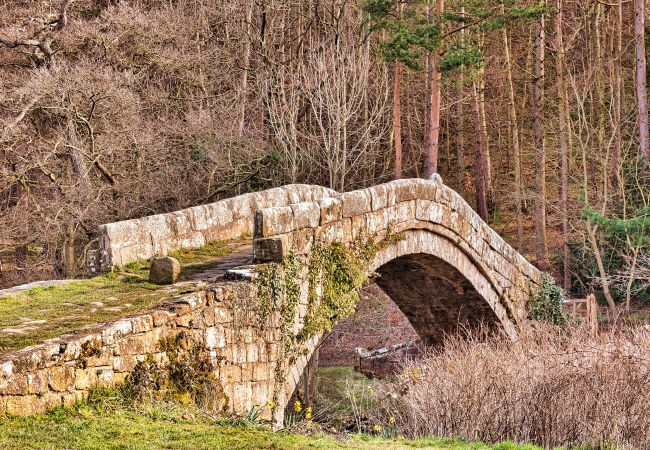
left=1, top=0, right=649, bottom=311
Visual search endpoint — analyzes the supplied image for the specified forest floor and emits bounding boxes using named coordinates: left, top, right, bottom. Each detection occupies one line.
left=0, top=239, right=251, bottom=354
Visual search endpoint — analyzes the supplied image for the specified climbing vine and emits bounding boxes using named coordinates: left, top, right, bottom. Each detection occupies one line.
left=529, top=274, right=569, bottom=326
left=255, top=232, right=404, bottom=356
left=299, top=234, right=403, bottom=340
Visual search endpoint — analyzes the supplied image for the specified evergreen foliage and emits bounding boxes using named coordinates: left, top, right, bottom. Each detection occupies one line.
left=529, top=274, right=569, bottom=325
left=362, top=0, right=546, bottom=72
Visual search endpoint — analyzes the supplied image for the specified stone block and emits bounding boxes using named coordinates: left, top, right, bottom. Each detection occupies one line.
left=240, top=362, right=254, bottom=381
left=114, top=334, right=157, bottom=356
left=62, top=390, right=85, bottom=408
left=254, top=207, right=294, bottom=238
left=350, top=215, right=367, bottom=240
left=149, top=256, right=181, bottom=285
left=48, top=366, right=75, bottom=392
left=290, top=202, right=320, bottom=229
left=261, top=187, right=289, bottom=207
left=246, top=343, right=259, bottom=362
left=28, top=370, right=49, bottom=394
left=75, top=368, right=91, bottom=390
left=319, top=197, right=343, bottom=225
left=131, top=315, right=154, bottom=334
left=418, top=180, right=437, bottom=201
left=214, top=307, right=232, bottom=324
left=0, top=361, right=14, bottom=381
left=95, top=367, right=114, bottom=387
left=0, top=373, right=28, bottom=395
left=315, top=219, right=350, bottom=243
left=392, top=179, right=422, bottom=202
left=290, top=228, right=315, bottom=255
left=205, top=201, right=235, bottom=230
left=113, top=356, right=137, bottom=373
left=252, top=363, right=269, bottom=382
left=206, top=326, right=226, bottom=350
left=387, top=201, right=415, bottom=227
left=435, top=184, right=452, bottom=205
left=253, top=237, right=286, bottom=263
left=232, top=383, right=253, bottom=413
left=251, top=382, right=269, bottom=406
left=152, top=310, right=172, bottom=327
left=266, top=343, right=280, bottom=361
left=365, top=209, right=388, bottom=235
left=222, top=364, right=242, bottom=383
left=368, top=184, right=389, bottom=211
left=6, top=395, right=47, bottom=416
left=416, top=199, right=444, bottom=223
left=339, top=190, right=371, bottom=218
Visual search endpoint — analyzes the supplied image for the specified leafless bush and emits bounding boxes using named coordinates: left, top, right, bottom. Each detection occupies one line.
left=376, top=325, right=650, bottom=448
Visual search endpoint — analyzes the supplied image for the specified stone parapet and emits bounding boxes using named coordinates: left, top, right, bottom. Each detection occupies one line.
left=90, top=184, right=336, bottom=272
left=253, top=178, right=542, bottom=325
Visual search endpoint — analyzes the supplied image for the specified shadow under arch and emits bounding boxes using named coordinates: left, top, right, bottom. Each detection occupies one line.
left=370, top=228, right=518, bottom=342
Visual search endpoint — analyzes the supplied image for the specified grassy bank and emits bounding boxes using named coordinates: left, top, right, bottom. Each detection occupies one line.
left=0, top=240, right=237, bottom=353
left=0, top=400, right=540, bottom=450
left=0, top=274, right=175, bottom=353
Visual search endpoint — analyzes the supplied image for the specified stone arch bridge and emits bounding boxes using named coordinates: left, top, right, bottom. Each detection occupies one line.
left=0, top=178, right=540, bottom=424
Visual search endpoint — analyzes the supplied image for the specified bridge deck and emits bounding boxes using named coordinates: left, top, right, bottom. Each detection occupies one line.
left=0, top=239, right=253, bottom=355
left=177, top=240, right=253, bottom=284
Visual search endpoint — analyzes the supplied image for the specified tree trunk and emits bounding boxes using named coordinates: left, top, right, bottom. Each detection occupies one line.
left=477, top=61, right=494, bottom=211
left=612, top=0, right=623, bottom=190
left=556, top=0, right=571, bottom=289
left=426, top=0, right=444, bottom=177
left=635, top=0, right=650, bottom=165
left=533, top=12, right=548, bottom=269
left=503, top=25, right=523, bottom=252
left=394, top=61, right=403, bottom=179
left=472, top=80, right=488, bottom=220
left=456, top=74, right=465, bottom=196
left=237, top=1, right=254, bottom=137
left=455, top=7, right=466, bottom=196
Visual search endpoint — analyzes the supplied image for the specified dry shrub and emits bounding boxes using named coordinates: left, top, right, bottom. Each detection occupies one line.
left=378, top=325, right=650, bottom=449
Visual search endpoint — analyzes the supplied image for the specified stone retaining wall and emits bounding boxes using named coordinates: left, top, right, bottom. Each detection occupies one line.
left=90, top=184, right=336, bottom=272
left=0, top=282, right=284, bottom=421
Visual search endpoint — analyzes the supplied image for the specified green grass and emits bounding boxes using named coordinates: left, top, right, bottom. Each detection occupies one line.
left=169, top=241, right=232, bottom=264
left=314, top=365, right=375, bottom=427
left=0, top=399, right=542, bottom=450
left=0, top=240, right=241, bottom=354
left=0, top=274, right=177, bottom=353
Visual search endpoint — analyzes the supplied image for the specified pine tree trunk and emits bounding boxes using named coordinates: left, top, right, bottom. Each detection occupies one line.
left=394, top=61, right=403, bottom=179
left=472, top=80, right=488, bottom=220
left=456, top=73, right=465, bottom=196
left=427, top=0, right=444, bottom=177
left=555, top=0, right=571, bottom=289
left=635, top=0, right=650, bottom=165
left=533, top=13, right=548, bottom=270
left=502, top=25, right=523, bottom=252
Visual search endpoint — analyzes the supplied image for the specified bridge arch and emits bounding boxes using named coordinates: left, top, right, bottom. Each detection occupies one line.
left=371, top=228, right=516, bottom=344
left=252, top=177, right=542, bottom=423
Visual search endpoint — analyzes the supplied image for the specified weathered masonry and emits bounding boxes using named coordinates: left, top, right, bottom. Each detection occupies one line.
left=0, top=178, right=541, bottom=425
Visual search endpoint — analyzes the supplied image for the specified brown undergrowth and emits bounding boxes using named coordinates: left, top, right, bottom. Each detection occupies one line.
left=371, top=325, right=650, bottom=449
